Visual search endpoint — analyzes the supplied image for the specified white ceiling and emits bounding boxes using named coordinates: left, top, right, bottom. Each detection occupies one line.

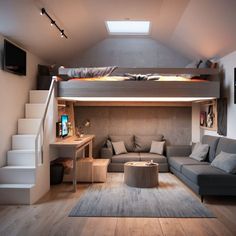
left=0, top=0, right=236, bottom=64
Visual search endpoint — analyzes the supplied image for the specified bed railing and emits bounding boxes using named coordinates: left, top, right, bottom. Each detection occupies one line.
left=35, top=76, right=57, bottom=166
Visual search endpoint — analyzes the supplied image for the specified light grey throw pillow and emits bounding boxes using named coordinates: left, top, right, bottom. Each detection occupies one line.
left=190, top=142, right=209, bottom=161
left=150, top=141, right=165, bottom=155
left=112, top=141, right=127, bottom=155
left=211, top=151, right=236, bottom=174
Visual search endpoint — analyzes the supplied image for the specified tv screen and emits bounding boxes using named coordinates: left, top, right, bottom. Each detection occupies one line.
left=3, top=39, right=26, bottom=76
left=61, top=115, right=69, bottom=137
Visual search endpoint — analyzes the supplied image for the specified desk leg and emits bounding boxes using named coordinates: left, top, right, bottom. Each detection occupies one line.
left=89, top=141, right=93, bottom=158
left=73, top=150, right=77, bottom=192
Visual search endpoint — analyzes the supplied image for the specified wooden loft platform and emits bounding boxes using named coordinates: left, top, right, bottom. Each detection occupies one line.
left=57, top=67, right=220, bottom=104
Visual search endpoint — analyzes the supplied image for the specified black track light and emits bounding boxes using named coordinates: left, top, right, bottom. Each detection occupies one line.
left=40, top=8, right=68, bottom=39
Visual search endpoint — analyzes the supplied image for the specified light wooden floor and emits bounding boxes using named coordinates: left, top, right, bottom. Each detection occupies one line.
left=0, top=173, right=236, bottom=236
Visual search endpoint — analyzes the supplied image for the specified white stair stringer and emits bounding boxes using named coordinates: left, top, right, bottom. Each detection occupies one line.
left=0, top=88, right=51, bottom=205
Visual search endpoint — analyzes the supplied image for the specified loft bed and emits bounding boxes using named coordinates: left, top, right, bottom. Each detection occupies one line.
left=57, top=67, right=220, bottom=101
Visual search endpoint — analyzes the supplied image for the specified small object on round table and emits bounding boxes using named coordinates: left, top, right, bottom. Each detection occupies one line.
left=124, top=161, right=159, bottom=188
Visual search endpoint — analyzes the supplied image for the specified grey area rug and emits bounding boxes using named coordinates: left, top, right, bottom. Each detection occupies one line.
left=69, top=173, right=214, bottom=218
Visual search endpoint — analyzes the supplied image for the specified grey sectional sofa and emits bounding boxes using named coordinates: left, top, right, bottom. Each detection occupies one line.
left=101, top=135, right=169, bottom=172
left=167, top=135, right=236, bottom=200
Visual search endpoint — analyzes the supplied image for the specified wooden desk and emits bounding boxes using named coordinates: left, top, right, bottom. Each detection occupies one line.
left=50, top=135, right=95, bottom=192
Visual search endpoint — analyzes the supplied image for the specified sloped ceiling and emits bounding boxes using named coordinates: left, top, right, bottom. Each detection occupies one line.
left=0, top=0, right=236, bottom=64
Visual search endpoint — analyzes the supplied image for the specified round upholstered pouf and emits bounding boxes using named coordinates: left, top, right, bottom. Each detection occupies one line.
left=124, top=162, right=159, bottom=188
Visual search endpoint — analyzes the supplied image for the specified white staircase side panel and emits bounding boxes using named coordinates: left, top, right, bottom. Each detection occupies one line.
left=7, top=150, right=36, bottom=166
left=0, top=166, right=36, bottom=184
left=18, top=119, right=41, bottom=134
left=25, top=104, right=45, bottom=118
left=30, top=90, right=48, bottom=104
left=0, top=184, right=35, bottom=205
left=12, top=135, right=37, bottom=150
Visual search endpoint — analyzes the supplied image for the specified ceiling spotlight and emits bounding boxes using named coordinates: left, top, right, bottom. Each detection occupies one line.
left=50, top=20, right=55, bottom=26
left=61, top=30, right=64, bottom=37
left=40, top=8, right=45, bottom=16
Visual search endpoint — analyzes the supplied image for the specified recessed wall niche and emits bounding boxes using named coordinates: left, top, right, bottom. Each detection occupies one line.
left=74, top=106, right=191, bottom=157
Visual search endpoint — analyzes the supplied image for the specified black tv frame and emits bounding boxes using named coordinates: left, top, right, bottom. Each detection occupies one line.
left=234, top=68, right=236, bottom=104
left=3, top=39, right=27, bottom=76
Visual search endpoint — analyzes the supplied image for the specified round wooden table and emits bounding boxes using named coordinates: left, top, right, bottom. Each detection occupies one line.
left=124, top=161, right=159, bottom=188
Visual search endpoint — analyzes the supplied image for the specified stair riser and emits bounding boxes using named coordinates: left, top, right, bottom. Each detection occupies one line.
left=0, top=188, right=31, bottom=204
left=7, top=153, right=35, bottom=166
left=18, top=119, right=41, bottom=135
left=30, top=91, right=48, bottom=104
left=12, top=135, right=36, bottom=150
left=25, top=104, right=45, bottom=118
left=0, top=169, right=35, bottom=184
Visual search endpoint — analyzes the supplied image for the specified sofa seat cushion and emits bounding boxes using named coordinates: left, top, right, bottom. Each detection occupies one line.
left=169, top=157, right=209, bottom=172
left=182, top=164, right=236, bottom=187
left=140, top=153, right=167, bottom=163
left=111, top=153, right=140, bottom=163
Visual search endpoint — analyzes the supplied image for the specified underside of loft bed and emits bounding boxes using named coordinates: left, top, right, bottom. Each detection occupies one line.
left=56, top=67, right=220, bottom=101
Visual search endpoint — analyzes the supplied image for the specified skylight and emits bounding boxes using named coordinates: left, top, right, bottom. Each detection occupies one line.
left=106, top=21, right=150, bottom=35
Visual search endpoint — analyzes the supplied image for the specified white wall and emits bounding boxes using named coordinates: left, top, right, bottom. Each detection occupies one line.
left=0, top=34, right=44, bottom=167
left=68, top=38, right=190, bottom=67
left=192, top=50, right=236, bottom=141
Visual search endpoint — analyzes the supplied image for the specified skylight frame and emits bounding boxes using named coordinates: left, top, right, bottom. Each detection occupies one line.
left=105, top=20, right=151, bottom=35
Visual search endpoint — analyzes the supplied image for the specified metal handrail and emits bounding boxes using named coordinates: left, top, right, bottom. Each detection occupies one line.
left=35, top=76, right=57, bottom=166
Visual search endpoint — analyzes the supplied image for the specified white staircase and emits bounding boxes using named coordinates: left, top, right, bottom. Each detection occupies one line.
left=0, top=90, right=48, bottom=204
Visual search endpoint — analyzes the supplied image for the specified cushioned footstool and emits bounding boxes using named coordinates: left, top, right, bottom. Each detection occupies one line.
left=124, top=161, right=159, bottom=188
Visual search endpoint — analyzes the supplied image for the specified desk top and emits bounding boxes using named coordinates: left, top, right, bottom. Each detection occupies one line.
left=50, top=135, right=95, bottom=147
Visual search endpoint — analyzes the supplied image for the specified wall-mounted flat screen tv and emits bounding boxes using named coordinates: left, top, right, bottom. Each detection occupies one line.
left=234, top=68, right=236, bottom=104
left=3, top=39, right=26, bottom=76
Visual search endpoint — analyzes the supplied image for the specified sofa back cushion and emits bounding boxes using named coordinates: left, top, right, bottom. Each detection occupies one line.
left=112, top=141, right=128, bottom=155
left=109, top=135, right=134, bottom=152
left=134, top=134, right=164, bottom=152
left=202, top=135, right=220, bottom=162
left=211, top=151, right=236, bottom=174
left=216, top=137, right=236, bottom=156
left=190, top=142, right=209, bottom=161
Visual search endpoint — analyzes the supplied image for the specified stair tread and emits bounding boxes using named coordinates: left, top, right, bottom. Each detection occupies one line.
left=0, top=184, right=35, bottom=188
left=18, top=118, right=41, bottom=120
left=8, top=149, right=35, bottom=153
left=2, top=166, right=35, bottom=169
left=26, top=103, right=45, bottom=105
left=13, top=134, right=36, bottom=137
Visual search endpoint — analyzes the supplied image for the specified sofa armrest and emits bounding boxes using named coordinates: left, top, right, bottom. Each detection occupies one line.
left=166, top=145, right=192, bottom=158
left=100, top=147, right=113, bottom=159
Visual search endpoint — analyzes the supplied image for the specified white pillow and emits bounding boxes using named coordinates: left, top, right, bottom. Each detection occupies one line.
left=211, top=151, right=236, bottom=174
left=150, top=141, right=165, bottom=155
left=190, top=142, right=209, bottom=161
left=112, top=141, right=127, bottom=155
